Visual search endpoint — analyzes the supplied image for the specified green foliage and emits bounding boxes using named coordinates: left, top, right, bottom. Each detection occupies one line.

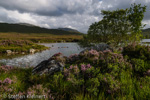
left=128, top=4, right=146, bottom=34
left=123, top=43, right=150, bottom=76
left=78, top=35, right=93, bottom=47
left=122, top=43, right=150, bottom=61
left=80, top=4, right=146, bottom=46
left=131, top=59, right=145, bottom=72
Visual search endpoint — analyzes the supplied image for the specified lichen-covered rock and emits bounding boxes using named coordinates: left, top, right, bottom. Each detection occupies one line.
left=6, top=50, right=12, bottom=54
left=32, top=53, right=66, bottom=75
left=29, top=48, right=36, bottom=54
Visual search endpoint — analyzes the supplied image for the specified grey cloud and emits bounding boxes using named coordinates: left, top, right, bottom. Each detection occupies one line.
left=0, top=0, right=92, bottom=16
left=0, top=0, right=150, bottom=33
left=143, top=5, right=150, bottom=20
left=0, top=8, right=16, bottom=23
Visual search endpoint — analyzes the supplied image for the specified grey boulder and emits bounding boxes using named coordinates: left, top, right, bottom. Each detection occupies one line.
left=32, top=53, right=66, bottom=75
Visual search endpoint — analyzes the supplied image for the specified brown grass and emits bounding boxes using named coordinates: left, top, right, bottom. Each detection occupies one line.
left=0, top=32, right=83, bottom=43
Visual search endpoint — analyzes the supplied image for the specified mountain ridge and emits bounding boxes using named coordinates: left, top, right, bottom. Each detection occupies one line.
left=142, top=28, right=150, bottom=38
left=58, top=28, right=79, bottom=33
left=0, top=22, right=83, bottom=35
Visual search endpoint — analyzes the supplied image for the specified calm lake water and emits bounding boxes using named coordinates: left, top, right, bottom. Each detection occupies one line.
left=0, top=43, right=84, bottom=67
left=141, top=39, right=150, bottom=43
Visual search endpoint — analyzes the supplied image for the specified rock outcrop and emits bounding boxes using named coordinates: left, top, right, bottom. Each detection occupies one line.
left=32, top=53, right=66, bottom=75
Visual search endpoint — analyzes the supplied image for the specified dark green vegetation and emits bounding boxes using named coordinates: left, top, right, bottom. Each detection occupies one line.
left=142, top=28, right=150, bottom=38
left=0, top=23, right=83, bottom=35
left=1, top=43, right=150, bottom=100
left=80, top=4, right=147, bottom=47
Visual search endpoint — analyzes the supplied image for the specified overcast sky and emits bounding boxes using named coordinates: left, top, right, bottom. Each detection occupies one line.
left=0, top=0, right=149, bottom=33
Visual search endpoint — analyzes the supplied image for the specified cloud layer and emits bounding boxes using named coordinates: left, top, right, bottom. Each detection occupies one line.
left=0, top=0, right=149, bottom=33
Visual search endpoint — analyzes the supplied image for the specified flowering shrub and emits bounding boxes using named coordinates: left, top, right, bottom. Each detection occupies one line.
left=0, top=40, right=33, bottom=47
left=3, top=78, right=13, bottom=84
left=0, top=78, right=14, bottom=98
left=68, top=49, right=131, bottom=71
left=123, top=43, right=150, bottom=61
left=68, top=54, right=79, bottom=63
left=64, top=64, right=92, bottom=85
left=88, top=49, right=99, bottom=57
left=79, top=49, right=99, bottom=63
left=26, top=84, right=54, bottom=100
left=62, top=49, right=134, bottom=98
left=64, top=64, right=92, bottom=78
left=52, top=52, right=62, bottom=57
left=64, top=65, right=80, bottom=77
left=122, top=43, right=150, bottom=76
left=48, top=52, right=67, bottom=63
left=63, top=63, right=100, bottom=96
left=68, top=49, right=132, bottom=74
left=99, top=73, right=121, bottom=94
left=98, top=50, right=132, bottom=74
left=0, top=65, right=13, bottom=73
left=99, top=50, right=124, bottom=64
left=81, top=64, right=92, bottom=72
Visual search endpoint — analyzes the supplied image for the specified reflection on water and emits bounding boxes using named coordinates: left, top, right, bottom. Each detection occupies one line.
left=0, top=43, right=84, bottom=67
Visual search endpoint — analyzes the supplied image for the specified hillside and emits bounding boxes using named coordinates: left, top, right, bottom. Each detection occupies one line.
left=0, top=23, right=83, bottom=35
left=142, top=28, right=150, bottom=34
left=142, top=28, right=150, bottom=38
left=58, top=28, right=79, bottom=33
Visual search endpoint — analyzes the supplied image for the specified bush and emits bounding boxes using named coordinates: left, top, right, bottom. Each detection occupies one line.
left=122, top=43, right=150, bottom=61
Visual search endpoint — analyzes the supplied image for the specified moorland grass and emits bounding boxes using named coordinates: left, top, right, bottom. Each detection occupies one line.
left=0, top=40, right=49, bottom=54
left=0, top=32, right=83, bottom=43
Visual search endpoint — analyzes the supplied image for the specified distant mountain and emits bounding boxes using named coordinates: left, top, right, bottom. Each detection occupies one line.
left=0, top=23, right=83, bottom=35
left=58, top=28, right=79, bottom=33
left=18, top=23, right=38, bottom=27
left=142, top=28, right=150, bottom=33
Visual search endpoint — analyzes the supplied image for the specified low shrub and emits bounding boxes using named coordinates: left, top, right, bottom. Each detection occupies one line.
left=122, top=42, right=150, bottom=61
